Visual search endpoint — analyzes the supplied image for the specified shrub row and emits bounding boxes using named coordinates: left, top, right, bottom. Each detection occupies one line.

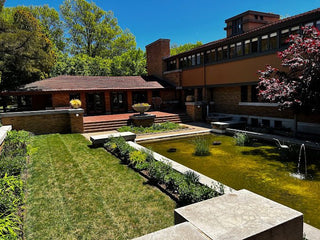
left=0, top=130, right=31, bottom=239
left=117, top=121, right=185, bottom=134
left=104, top=137, right=222, bottom=206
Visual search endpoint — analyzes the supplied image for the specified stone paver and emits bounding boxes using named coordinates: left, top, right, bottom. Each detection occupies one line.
left=133, top=222, right=209, bottom=240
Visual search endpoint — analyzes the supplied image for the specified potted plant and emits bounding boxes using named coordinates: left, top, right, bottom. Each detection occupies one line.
left=70, top=99, right=82, bottom=109
left=132, top=103, right=151, bottom=115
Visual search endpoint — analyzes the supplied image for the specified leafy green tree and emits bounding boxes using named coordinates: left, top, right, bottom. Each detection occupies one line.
left=29, top=5, right=65, bottom=52
left=60, top=0, right=135, bottom=58
left=0, top=8, right=56, bottom=90
left=51, top=53, right=111, bottom=76
left=111, top=49, right=146, bottom=76
left=170, top=41, right=203, bottom=55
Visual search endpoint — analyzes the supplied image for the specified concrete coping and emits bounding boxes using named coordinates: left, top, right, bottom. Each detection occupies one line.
left=133, top=222, right=208, bottom=240
left=175, top=189, right=304, bottom=240
left=128, top=141, right=233, bottom=195
left=90, top=131, right=136, bottom=146
left=0, top=125, right=12, bottom=145
left=0, top=108, right=84, bottom=117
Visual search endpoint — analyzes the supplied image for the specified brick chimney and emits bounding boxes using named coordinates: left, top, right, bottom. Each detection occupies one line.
left=146, top=39, right=170, bottom=78
left=224, top=11, right=280, bottom=38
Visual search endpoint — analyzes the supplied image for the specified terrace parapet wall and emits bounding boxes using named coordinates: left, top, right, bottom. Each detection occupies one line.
left=0, top=109, right=84, bottom=134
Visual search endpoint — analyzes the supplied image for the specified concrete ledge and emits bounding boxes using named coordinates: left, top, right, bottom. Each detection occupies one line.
left=0, top=108, right=84, bottom=117
left=133, top=222, right=208, bottom=240
left=0, top=125, right=12, bottom=145
left=90, top=132, right=136, bottom=146
left=175, top=189, right=303, bottom=240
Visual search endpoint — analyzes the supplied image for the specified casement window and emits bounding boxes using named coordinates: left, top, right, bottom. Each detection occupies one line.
left=261, top=35, right=268, bottom=52
left=196, top=52, right=204, bottom=65
left=269, top=32, right=277, bottom=50
left=222, top=46, right=228, bottom=59
left=191, top=55, right=196, bottom=66
left=244, top=40, right=250, bottom=55
left=217, top=47, right=223, bottom=60
left=291, top=26, right=300, bottom=35
left=236, top=42, right=243, bottom=56
left=229, top=44, right=236, bottom=58
left=205, top=49, right=216, bottom=63
left=280, top=29, right=290, bottom=47
left=232, top=17, right=243, bottom=35
left=251, top=38, right=258, bottom=53
left=167, top=60, right=176, bottom=71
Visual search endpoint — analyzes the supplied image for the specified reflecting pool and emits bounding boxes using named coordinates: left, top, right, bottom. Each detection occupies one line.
left=142, top=134, right=320, bottom=229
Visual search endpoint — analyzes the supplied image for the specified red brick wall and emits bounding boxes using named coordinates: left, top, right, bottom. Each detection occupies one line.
left=212, top=86, right=293, bottom=118
left=52, top=92, right=70, bottom=107
left=146, top=39, right=170, bottom=78
left=163, top=71, right=181, bottom=86
left=0, top=109, right=84, bottom=134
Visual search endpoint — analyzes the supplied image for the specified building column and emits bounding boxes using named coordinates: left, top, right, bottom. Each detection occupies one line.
left=127, top=91, right=133, bottom=112
left=104, top=91, right=111, bottom=113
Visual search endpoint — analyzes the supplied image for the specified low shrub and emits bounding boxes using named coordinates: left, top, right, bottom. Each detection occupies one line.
left=234, top=132, right=251, bottom=146
left=118, top=122, right=184, bottom=134
left=147, top=160, right=173, bottom=184
left=184, top=170, right=200, bottom=184
left=0, top=156, right=26, bottom=178
left=192, top=137, right=211, bottom=156
left=129, top=151, right=147, bottom=166
left=104, top=137, right=221, bottom=206
left=0, top=174, right=24, bottom=239
left=2, top=130, right=31, bottom=157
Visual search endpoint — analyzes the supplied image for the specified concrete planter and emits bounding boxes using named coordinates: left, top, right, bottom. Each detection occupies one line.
left=132, top=104, right=151, bottom=115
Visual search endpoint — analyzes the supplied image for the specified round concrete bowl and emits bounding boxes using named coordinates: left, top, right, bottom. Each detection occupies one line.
left=132, top=104, right=151, bottom=115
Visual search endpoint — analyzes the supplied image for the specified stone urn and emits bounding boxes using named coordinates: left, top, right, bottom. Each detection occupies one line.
left=132, top=103, right=151, bottom=115
left=130, top=103, right=155, bottom=127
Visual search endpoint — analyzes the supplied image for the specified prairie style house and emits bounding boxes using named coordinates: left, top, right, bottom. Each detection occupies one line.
left=145, top=8, right=320, bottom=134
left=1, top=8, right=320, bottom=133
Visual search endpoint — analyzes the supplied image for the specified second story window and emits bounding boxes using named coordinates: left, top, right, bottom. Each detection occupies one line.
left=280, top=29, right=289, bottom=47
left=251, top=38, right=258, bottom=53
left=261, top=35, right=268, bottom=52
left=244, top=40, right=250, bottom=55
left=269, top=32, right=277, bottom=50
left=222, top=46, right=228, bottom=59
left=236, top=42, right=243, bottom=56
left=217, top=47, right=223, bottom=61
left=232, top=17, right=243, bottom=36
left=230, top=44, right=236, bottom=58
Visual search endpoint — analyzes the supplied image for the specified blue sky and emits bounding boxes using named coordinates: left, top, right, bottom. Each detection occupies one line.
left=4, top=0, right=320, bottom=49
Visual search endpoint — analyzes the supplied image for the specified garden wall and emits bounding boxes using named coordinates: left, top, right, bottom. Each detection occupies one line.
left=0, top=109, right=84, bottom=134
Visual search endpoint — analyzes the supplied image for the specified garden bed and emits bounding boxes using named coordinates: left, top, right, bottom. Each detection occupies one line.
left=104, top=137, right=223, bottom=206
left=117, top=122, right=186, bottom=134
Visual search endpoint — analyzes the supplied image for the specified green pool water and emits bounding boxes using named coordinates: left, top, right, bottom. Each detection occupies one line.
left=142, top=134, right=320, bottom=229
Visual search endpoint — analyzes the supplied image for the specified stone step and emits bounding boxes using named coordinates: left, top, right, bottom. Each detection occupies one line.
left=175, top=189, right=303, bottom=240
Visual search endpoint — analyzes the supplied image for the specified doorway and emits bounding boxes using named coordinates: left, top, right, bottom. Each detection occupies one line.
left=111, top=92, right=127, bottom=114
left=86, top=93, right=105, bottom=115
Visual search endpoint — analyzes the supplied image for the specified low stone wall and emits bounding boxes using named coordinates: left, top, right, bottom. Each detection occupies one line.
left=0, top=109, right=84, bottom=134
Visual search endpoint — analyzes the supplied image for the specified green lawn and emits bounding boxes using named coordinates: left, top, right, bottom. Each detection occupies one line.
left=25, top=134, right=175, bottom=239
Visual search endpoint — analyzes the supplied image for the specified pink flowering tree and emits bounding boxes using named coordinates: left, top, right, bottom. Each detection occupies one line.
left=258, top=26, right=320, bottom=133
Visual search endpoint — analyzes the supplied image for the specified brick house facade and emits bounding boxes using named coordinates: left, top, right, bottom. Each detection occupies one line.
left=145, top=8, right=320, bottom=133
